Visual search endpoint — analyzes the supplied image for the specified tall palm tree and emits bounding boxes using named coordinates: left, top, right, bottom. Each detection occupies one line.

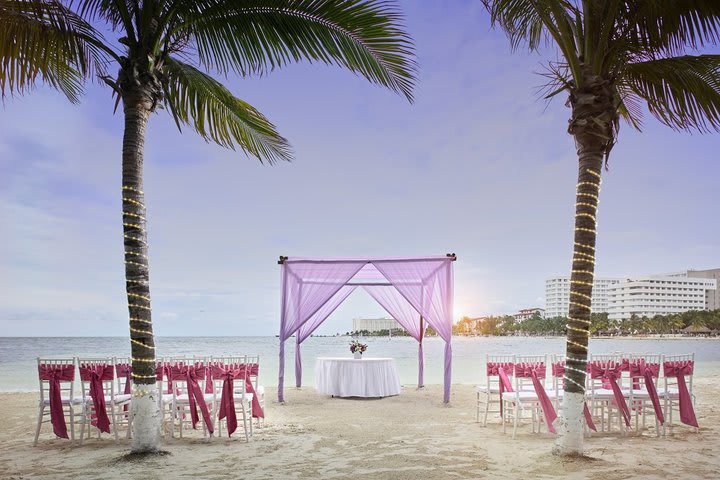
left=60, top=0, right=415, bottom=453
left=482, top=0, right=720, bottom=455
left=1, top=0, right=98, bottom=102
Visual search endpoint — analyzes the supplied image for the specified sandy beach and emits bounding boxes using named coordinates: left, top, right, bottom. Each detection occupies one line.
left=1, top=378, right=718, bottom=480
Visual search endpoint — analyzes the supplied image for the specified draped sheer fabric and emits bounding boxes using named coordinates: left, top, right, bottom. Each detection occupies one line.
left=278, top=256, right=455, bottom=403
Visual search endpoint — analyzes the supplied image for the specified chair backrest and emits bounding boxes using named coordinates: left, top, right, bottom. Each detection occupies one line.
left=77, top=357, right=116, bottom=401
left=166, top=356, right=196, bottom=396
left=37, top=357, right=76, bottom=404
left=211, top=355, right=248, bottom=395
left=113, top=357, right=132, bottom=395
left=245, top=355, right=261, bottom=390
left=628, top=353, right=662, bottom=379
left=513, top=354, right=546, bottom=392
left=588, top=353, right=623, bottom=393
left=485, top=354, right=514, bottom=392
left=550, top=354, right=565, bottom=391
left=662, top=353, right=695, bottom=396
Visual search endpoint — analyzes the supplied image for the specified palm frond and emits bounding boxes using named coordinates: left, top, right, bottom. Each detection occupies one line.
left=622, top=54, right=720, bottom=133
left=163, top=57, right=293, bottom=164
left=630, top=1, right=720, bottom=54
left=0, top=0, right=105, bottom=102
left=174, top=0, right=416, bottom=102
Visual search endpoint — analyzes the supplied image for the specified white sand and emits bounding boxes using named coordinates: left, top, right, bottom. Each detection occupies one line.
left=2, top=379, right=719, bottom=479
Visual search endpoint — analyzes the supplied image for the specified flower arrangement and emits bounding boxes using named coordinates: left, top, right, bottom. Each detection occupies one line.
left=349, top=340, right=368, bottom=354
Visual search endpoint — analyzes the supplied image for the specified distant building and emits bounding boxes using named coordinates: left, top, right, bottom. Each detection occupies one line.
left=608, top=272, right=717, bottom=320
left=352, top=317, right=401, bottom=332
left=514, top=308, right=545, bottom=321
left=545, top=277, right=621, bottom=317
left=687, top=268, right=720, bottom=311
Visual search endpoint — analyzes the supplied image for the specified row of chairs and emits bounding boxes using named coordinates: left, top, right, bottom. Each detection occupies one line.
left=34, top=355, right=265, bottom=445
left=476, top=353, right=697, bottom=439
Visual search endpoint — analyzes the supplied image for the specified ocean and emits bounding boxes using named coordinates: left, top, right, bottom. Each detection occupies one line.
left=1, top=336, right=718, bottom=392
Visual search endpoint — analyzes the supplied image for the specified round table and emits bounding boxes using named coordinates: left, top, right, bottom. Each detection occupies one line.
left=314, top=357, right=401, bottom=398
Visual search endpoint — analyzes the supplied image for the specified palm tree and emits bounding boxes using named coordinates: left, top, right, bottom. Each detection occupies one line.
left=1, top=0, right=98, bottom=102
left=44, top=0, right=415, bottom=452
left=482, top=1, right=720, bottom=455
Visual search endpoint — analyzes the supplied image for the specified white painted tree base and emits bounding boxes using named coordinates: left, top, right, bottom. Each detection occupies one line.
left=130, top=384, right=162, bottom=453
left=554, top=391, right=585, bottom=456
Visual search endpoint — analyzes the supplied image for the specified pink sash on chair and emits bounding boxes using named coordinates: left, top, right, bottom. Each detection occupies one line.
left=589, top=362, right=631, bottom=427
left=212, top=364, right=245, bottom=437
left=488, top=362, right=514, bottom=416
left=79, top=364, right=114, bottom=434
left=663, top=361, right=698, bottom=428
left=205, top=365, right=214, bottom=394
left=240, top=363, right=264, bottom=419
left=38, top=364, right=75, bottom=439
left=515, top=363, right=557, bottom=434
left=553, top=361, right=597, bottom=432
left=170, top=364, right=214, bottom=433
left=628, top=361, right=664, bottom=425
left=115, top=364, right=132, bottom=395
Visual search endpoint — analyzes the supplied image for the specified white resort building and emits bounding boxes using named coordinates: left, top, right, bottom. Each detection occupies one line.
left=352, top=317, right=401, bottom=333
left=513, top=308, right=545, bottom=321
left=607, top=272, right=717, bottom=320
left=545, top=269, right=719, bottom=321
left=545, top=277, right=621, bottom=318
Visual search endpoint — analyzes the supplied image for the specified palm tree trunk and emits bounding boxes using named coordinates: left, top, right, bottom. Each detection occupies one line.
left=555, top=69, right=613, bottom=456
left=122, top=93, right=161, bottom=453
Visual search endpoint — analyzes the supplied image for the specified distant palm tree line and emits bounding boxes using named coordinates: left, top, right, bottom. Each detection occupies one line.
left=454, top=310, right=720, bottom=336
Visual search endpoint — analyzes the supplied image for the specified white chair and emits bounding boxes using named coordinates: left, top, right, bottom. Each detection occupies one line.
left=168, top=357, right=216, bottom=438
left=661, top=353, right=698, bottom=436
left=627, top=353, right=663, bottom=436
left=501, top=354, right=554, bottom=439
left=34, top=357, right=83, bottom=446
left=213, top=356, right=253, bottom=441
left=587, top=353, right=627, bottom=434
left=77, top=357, right=132, bottom=443
left=476, top=354, right=514, bottom=426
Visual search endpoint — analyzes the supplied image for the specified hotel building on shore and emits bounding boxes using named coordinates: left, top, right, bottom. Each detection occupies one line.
left=545, top=277, right=622, bottom=318
left=545, top=268, right=719, bottom=321
left=352, top=317, right=401, bottom=332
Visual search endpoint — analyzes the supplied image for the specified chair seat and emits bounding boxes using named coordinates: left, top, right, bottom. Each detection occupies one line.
left=42, top=397, right=83, bottom=405
left=84, top=394, right=132, bottom=404
left=590, top=388, right=620, bottom=399
left=502, top=391, right=547, bottom=402
left=476, top=385, right=501, bottom=394
left=174, top=393, right=214, bottom=403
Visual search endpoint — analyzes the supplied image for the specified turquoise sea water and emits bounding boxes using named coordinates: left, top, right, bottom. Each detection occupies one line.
left=1, top=336, right=718, bottom=392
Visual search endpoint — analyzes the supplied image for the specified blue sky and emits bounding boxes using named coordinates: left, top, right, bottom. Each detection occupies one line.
left=1, top=1, right=718, bottom=336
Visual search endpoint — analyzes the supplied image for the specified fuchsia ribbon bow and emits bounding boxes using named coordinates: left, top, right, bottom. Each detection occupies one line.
left=497, top=366, right=514, bottom=417
left=115, top=363, right=132, bottom=395
left=240, top=363, right=265, bottom=419
left=663, top=361, right=699, bottom=428
left=79, top=364, right=114, bottom=434
left=589, top=362, right=631, bottom=427
left=170, top=364, right=214, bottom=434
left=628, top=361, right=664, bottom=425
left=212, top=364, right=245, bottom=437
left=552, top=361, right=597, bottom=432
left=38, top=364, right=76, bottom=439
left=515, top=363, right=557, bottom=434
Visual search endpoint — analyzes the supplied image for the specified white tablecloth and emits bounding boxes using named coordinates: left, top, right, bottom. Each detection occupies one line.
left=314, top=357, right=401, bottom=398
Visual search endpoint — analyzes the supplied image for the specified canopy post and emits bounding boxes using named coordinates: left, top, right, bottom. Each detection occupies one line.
left=418, top=315, right=425, bottom=388
left=295, top=335, right=302, bottom=387
left=443, top=261, right=453, bottom=403
left=278, top=262, right=288, bottom=403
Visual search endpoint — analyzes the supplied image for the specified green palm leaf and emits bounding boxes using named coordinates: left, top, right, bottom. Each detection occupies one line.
left=623, top=55, right=720, bottom=133
left=0, top=0, right=103, bottom=102
left=163, top=56, right=292, bottom=163
left=175, top=0, right=416, bottom=101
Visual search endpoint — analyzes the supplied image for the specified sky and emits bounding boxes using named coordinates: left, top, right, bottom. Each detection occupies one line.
left=1, top=1, right=718, bottom=337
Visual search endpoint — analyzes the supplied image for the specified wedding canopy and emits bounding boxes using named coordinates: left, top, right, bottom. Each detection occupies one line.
left=278, top=255, right=456, bottom=403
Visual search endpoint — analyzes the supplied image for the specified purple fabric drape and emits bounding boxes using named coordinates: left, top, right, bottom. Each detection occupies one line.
left=278, top=261, right=365, bottom=402
left=364, top=285, right=426, bottom=387
left=277, top=257, right=455, bottom=403
left=295, top=286, right=358, bottom=387
left=372, top=259, right=454, bottom=403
